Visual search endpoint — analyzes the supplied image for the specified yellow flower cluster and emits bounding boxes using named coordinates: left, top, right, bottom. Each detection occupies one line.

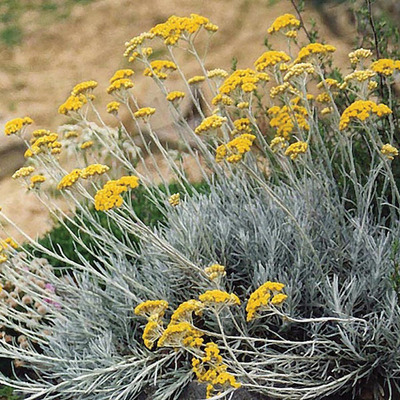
left=254, top=50, right=291, bottom=71
left=25, top=133, right=61, bottom=157
left=294, top=43, right=336, bottom=64
left=168, top=193, right=180, bottom=206
left=381, top=143, right=399, bottom=160
left=198, top=290, right=240, bottom=307
left=106, top=78, right=134, bottom=94
left=246, top=281, right=287, bottom=321
left=339, top=100, right=392, bottom=130
left=109, top=69, right=134, bottom=84
left=149, top=14, right=216, bottom=46
left=143, top=60, right=177, bottom=80
left=371, top=58, right=400, bottom=76
left=158, top=321, right=203, bottom=348
left=348, top=48, right=372, bottom=65
left=188, top=75, right=205, bottom=85
left=237, top=101, right=249, bottom=109
left=216, top=134, right=256, bottom=163
left=5, top=117, right=33, bottom=136
left=57, top=169, right=82, bottom=190
left=135, top=300, right=169, bottom=349
left=344, top=69, right=376, bottom=83
left=195, top=115, right=227, bottom=135
left=133, top=107, right=156, bottom=119
left=204, top=264, right=226, bottom=281
left=268, top=105, right=309, bottom=138
left=207, top=69, right=228, bottom=79
left=283, top=62, right=315, bottom=81
left=316, top=92, right=331, bottom=103
left=12, top=166, right=35, bottom=179
left=0, top=237, right=18, bottom=264
left=170, top=299, right=204, bottom=325
left=71, top=80, right=98, bottom=96
left=219, top=69, right=269, bottom=96
left=134, top=300, right=169, bottom=319
left=58, top=94, right=87, bottom=115
left=80, top=164, right=110, bottom=179
left=267, top=14, right=300, bottom=34
left=166, top=91, right=185, bottom=102
left=124, top=32, right=155, bottom=62
left=106, top=101, right=120, bottom=114
left=94, top=175, right=139, bottom=211
left=285, top=141, right=308, bottom=160
left=192, top=342, right=241, bottom=399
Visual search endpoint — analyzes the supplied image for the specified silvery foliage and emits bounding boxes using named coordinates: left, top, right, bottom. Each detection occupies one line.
left=0, top=153, right=399, bottom=399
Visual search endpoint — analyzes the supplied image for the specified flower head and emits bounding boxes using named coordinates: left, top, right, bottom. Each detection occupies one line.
left=268, top=14, right=300, bottom=34
left=5, top=117, right=33, bottom=136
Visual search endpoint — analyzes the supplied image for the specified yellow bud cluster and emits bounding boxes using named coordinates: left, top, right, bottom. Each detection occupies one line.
left=270, top=136, right=288, bottom=153
left=237, top=101, right=249, bottom=109
left=270, top=82, right=291, bottom=98
left=317, top=78, right=340, bottom=89
left=124, top=32, right=155, bottom=62
left=339, top=100, right=392, bottom=130
left=94, top=175, right=139, bottom=211
left=80, top=164, right=110, bottom=179
left=233, top=118, right=252, bottom=133
left=29, top=175, right=46, bottom=188
left=71, top=80, right=98, bottom=96
left=4, top=117, right=33, bottom=136
left=204, top=264, right=226, bottom=281
left=168, top=193, right=180, bottom=206
left=199, top=290, right=240, bottom=307
left=207, top=69, right=228, bottom=79
left=12, top=166, right=35, bottom=179
left=215, top=134, right=256, bottom=163
left=219, top=68, right=269, bottom=96
left=211, top=94, right=233, bottom=106
left=109, top=69, right=134, bottom=84
left=58, top=94, right=87, bottom=115
left=25, top=133, right=60, bottom=157
left=57, top=169, right=82, bottom=190
left=285, top=141, right=308, bottom=160
left=267, top=14, right=300, bottom=34
left=283, top=62, right=315, bottom=81
left=195, top=115, right=227, bottom=135
left=294, top=43, right=336, bottom=64
left=106, top=78, right=134, bottom=94
left=344, top=69, right=376, bottom=83
left=246, top=281, right=286, bottom=321
left=188, top=75, right=205, bottom=85
left=133, top=107, right=156, bottom=119
left=32, top=129, right=50, bottom=138
left=166, top=91, right=185, bottom=102
left=80, top=141, right=94, bottom=150
left=254, top=50, right=291, bottom=71
left=316, top=92, right=331, bottom=103
left=348, top=48, right=373, bottom=65
left=106, top=101, right=120, bottom=114
left=381, top=143, right=399, bottom=160
left=371, top=58, right=400, bottom=76
left=143, top=60, right=177, bottom=80
left=150, top=14, right=215, bottom=46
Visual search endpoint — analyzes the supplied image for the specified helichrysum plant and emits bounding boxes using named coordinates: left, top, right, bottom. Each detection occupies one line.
left=0, top=6, right=400, bottom=400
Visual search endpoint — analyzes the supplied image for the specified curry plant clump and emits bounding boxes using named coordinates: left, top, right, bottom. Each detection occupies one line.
left=1, top=6, right=400, bottom=400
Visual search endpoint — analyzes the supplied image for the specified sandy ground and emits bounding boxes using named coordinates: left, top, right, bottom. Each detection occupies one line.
left=0, top=0, right=355, bottom=240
